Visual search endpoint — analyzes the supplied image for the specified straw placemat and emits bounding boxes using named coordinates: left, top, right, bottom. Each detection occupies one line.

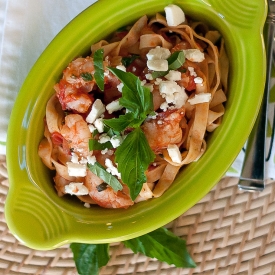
left=0, top=155, right=274, bottom=275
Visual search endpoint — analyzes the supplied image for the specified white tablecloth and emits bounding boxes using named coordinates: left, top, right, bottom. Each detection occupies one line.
left=0, top=0, right=274, bottom=179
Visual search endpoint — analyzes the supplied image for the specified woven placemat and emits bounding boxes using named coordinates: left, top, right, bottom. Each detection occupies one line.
left=0, top=155, right=274, bottom=275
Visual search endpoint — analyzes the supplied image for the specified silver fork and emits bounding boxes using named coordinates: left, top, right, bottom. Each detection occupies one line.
left=238, top=0, right=275, bottom=192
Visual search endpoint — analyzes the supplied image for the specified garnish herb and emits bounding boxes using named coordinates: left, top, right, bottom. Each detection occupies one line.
left=103, top=68, right=155, bottom=200
left=93, top=49, right=105, bottom=91
left=89, top=139, right=113, bottom=151
left=115, top=128, right=155, bottom=200
left=124, top=227, right=196, bottom=268
left=121, top=54, right=139, bottom=67
left=151, top=51, right=185, bottom=79
left=70, top=227, right=196, bottom=275
left=70, top=243, right=110, bottom=275
left=80, top=72, right=93, bottom=81
left=87, top=162, right=123, bottom=192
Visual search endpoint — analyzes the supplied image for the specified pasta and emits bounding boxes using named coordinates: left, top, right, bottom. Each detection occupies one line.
left=38, top=5, right=228, bottom=209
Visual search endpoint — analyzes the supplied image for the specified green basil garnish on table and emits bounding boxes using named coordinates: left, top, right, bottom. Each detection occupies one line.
left=70, top=227, right=196, bottom=275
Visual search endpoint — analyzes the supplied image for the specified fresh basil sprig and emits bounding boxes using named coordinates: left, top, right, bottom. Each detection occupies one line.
left=103, top=68, right=155, bottom=200
left=151, top=51, right=185, bottom=79
left=70, top=227, right=196, bottom=275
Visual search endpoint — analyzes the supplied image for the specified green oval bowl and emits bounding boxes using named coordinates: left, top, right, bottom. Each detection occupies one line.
left=5, top=0, right=267, bottom=250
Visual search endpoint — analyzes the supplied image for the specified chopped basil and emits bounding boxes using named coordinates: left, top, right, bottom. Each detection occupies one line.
left=121, top=55, right=139, bottom=67
left=80, top=72, right=93, bottom=81
left=87, top=162, right=122, bottom=192
left=93, top=49, right=105, bottom=91
left=89, top=139, right=113, bottom=151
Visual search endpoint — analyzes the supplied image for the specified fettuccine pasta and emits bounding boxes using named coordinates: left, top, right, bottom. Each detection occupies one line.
left=38, top=5, right=228, bottom=209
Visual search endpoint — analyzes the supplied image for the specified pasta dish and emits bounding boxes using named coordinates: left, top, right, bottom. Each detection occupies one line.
left=38, top=5, right=228, bottom=209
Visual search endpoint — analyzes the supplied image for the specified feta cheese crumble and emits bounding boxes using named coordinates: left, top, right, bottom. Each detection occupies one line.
left=165, top=70, right=181, bottom=81
left=146, top=46, right=171, bottom=60
left=147, top=59, right=168, bottom=71
left=67, top=162, right=87, bottom=177
left=105, top=159, right=121, bottom=179
left=167, top=144, right=182, bottom=163
left=183, top=49, right=205, bottom=62
left=106, top=100, right=123, bottom=114
left=65, top=182, right=89, bottom=196
left=165, top=4, right=186, bottom=26
left=86, top=99, right=105, bottom=124
left=159, top=80, right=188, bottom=109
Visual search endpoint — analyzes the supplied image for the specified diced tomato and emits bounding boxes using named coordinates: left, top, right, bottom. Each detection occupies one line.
left=185, top=75, right=196, bottom=91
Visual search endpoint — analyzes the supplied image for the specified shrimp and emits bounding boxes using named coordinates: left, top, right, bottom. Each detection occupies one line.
left=84, top=170, right=134, bottom=209
left=60, top=114, right=92, bottom=157
left=142, top=108, right=185, bottom=152
left=54, top=56, right=108, bottom=113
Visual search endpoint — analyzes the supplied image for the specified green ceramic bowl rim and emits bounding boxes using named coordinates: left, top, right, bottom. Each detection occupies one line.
left=5, top=0, right=267, bottom=249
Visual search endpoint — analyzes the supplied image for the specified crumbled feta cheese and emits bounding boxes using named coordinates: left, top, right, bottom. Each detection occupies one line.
left=94, top=117, right=105, bottom=133
left=174, top=90, right=188, bottom=109
left=154, top=78, right=163, bottom=85
left=98, top=133, right=111, bottom=144
left=67, top=162, right=87, bottom=177
left=145, top=73, right=153, bottom=80
left=167, top=144, right=182, bottom=163
left=86, top=99, right=105, bottom=124
left=160, top=102, right=169, bottom=111
left=84, top=202, right=91, bottom=208
left=165, top=70, right=181, bottom=81
left=106, top=100, right=123, bottom=114
left=79, top=157, right=88, bottom=164
left=183, top=49, right=205, bottom=62
left=110, top=135, right=122, bottom=148
left=146, top=46, right=171, bottom=60
left=65, top=182, right=89, bottom=196
left=105, top=159, right=121, bottom=179
left=87, top=155, right=96, bottom=165
left=165, top=4, right=185, bottom=26
left=194, top=77, right=203, bottom=84
left=116, top=65, right=126, bottom=72
left=101, top=148, right=109, bottom=155
left=159, top=81, right=179, bottom=103
left=88, top=124, right=97, bottom=133
left=71, top=153, right=79, bottom=164
left=147, top=59, right=168, bottom=71
left=117, top=82, right=124, bottom=92
left=188, top=66, right=197, bottom=77
left=188, top=93, right=212, bottom=105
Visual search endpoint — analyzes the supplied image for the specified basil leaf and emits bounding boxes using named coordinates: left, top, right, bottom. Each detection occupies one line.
left=115, top=128, right=155, bottom=200
left=103, top=112, right=136, bottom=132
left=108, top=67, right=154, bottom=117
left=121, top=55, right=139, bottom=67
left=89, top=139, right=113, bottom=151
left=167, top=51, right=185, bottom=70
left=87, top=162, right=123, bottom=192
left=94, top=49, right=104, bottom=91
left=123, top=227, right=196, bottom=268
left=70, top=243, right=110, bottom=275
